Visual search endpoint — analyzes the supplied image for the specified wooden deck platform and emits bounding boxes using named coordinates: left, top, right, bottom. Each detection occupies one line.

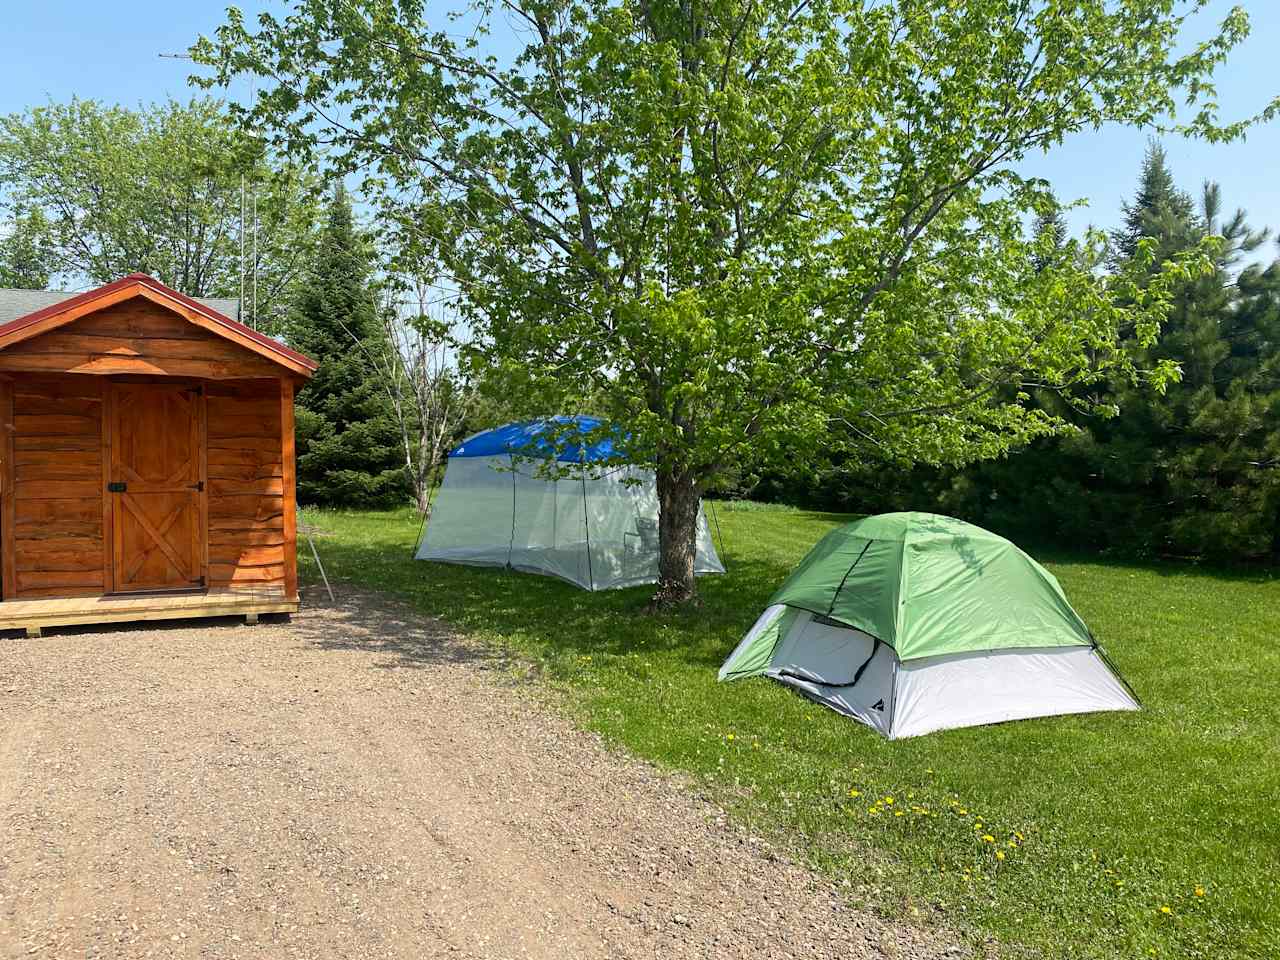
left=0, top=588, right=299, bottom=636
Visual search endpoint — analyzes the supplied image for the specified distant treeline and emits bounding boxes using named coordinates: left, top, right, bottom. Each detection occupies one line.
left=747, top=145, right=1280, bottom=563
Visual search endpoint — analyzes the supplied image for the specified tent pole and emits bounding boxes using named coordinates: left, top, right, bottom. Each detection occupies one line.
left=507, top=454, right=517, bottom=568
left=708, top=499, right=727, bottom=568
left=410, top=463, right=439, bottom=558
left=826, top=539, right=874, bottom=616
left=581, top=466, right=595, bottom=591
left=412, top=509, right=429, bottom=559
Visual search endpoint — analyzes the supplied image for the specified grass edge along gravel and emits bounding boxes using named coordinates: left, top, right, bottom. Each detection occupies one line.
left=299, top=502, right=1280, bottom=960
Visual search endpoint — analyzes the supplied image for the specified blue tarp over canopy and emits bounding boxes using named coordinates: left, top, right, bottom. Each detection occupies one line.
left=449, top=416, right=627, bottom=463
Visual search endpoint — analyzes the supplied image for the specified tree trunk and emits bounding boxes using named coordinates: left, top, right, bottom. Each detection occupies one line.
left=416, top=472, right=432, bottom=516
left=652, top=465, right=701, bottom=608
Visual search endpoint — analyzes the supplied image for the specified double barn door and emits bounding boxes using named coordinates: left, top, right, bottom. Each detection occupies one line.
left=106, top=382, right=207, bottom=593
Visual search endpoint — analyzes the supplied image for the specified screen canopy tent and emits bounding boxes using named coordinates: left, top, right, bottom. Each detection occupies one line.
left=416, top=417, right=725, bottom=590
left=719, top=512, right=1138, bottom=739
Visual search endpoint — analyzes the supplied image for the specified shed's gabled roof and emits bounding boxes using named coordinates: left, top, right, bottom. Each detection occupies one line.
left=0, top=273, right=317, bottom=377
left=0, top=287, right=240, bottom=326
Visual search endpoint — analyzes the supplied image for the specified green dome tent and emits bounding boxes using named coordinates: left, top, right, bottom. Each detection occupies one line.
left=719, top=512, right=1138, bottom=739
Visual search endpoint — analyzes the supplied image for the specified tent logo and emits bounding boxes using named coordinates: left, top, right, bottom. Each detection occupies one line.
left=872, top=699, right=885, bottom=712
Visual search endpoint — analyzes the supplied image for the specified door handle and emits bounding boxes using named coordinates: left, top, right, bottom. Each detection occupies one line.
left=107, top=481, right=126, bottom=493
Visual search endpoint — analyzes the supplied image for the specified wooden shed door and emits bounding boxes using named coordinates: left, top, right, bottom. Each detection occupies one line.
left=108, top=383, right=205, bottom=593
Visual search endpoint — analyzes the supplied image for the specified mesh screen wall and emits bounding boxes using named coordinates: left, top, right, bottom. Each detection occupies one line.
left=416, top=454, right=724, bottom=590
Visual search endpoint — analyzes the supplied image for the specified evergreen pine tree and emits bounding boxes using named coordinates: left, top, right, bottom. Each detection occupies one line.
left=1051, top=167, right=1272, bottom=557
left=1030, top=204, right=1069, bottom=272
left=289, top=186, right=411, bottom=507
left=1111, top=141, right=1201, bottom=264
left=943, top=149, right=1280, bottom=561
left=1171, top=245, right=1280, bottom=558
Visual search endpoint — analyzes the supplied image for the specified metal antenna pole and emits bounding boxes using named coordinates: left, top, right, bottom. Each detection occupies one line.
left=252, top=186, right=258, bottom=330
left=250, top=74, right=259, bottom=330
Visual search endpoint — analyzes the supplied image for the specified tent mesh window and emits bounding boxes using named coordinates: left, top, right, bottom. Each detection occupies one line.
left=417, top=420, right=723, bottom=591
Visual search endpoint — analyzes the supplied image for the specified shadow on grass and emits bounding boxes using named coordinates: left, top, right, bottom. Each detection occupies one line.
left=307, top=533, right=799, bottom=673
left=1027, top=544, right=1280, bottom=585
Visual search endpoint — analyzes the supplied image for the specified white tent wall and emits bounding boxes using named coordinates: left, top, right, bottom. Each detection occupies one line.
left=417, top=455, right=725, bottom=590
left=733, top=607, right=1138, bottom=739
left=892, top=646, right=1138, bottom=739
left=509, top=466, right=590, bottom=586
left=416, top=455, right=515, bottom=566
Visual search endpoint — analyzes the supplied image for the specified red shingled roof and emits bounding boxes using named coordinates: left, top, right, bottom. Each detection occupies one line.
left=0, top=273, right=317, bottom=375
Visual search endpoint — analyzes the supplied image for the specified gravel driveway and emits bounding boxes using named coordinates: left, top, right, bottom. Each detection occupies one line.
left=1, top=590, right=958, bottom=959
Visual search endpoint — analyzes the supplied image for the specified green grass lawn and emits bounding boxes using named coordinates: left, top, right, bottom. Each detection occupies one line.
left=300, top=501, right=1280, bottom=960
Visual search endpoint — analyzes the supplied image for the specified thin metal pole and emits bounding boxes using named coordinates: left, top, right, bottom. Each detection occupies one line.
left=581, top=466, right=594, bottom=591
left=239, top=173, right=246, bottom=316
left=251, top=184, right=258, bottom=329
left=412, top=509, right=429, bottom=558
left=708, top=500, right=727, bottom=569
left=506, top=454, right=517, bottom=568
left=307, top=531, right=335, bottom=602
left=412, top=465, right=441, bottom=557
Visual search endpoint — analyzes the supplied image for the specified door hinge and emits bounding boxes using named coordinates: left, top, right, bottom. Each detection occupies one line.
left=190, top=480, right=204, bottom=492
left=107, top=481, right=127, bottom=493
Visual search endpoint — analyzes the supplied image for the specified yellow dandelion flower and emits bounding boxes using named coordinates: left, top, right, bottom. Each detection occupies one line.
left=727, top=733, right=735, bottom=741
left=958, top=808, right=968, bottom=815
left=1195, top=887, right=1205, bottom=897
left=982, top=835, right=995, bottom=843
left=868, top=806, right=880, bottom=816
left=1159, top=906, right=1172, bottom=916
left=894, top=810, right=904, bottom=817
left=884, top=796, right=895, bottom=805
left=1007, top=840, right=1017, bottom=848
left=996, top=851, right=1005, bottom=861
left=849, top=789, right=861, bottom=798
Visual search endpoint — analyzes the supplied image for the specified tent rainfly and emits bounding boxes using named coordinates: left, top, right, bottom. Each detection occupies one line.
left=719, top=512, right=1139, bottom=739
left=416, top=416, right=725, bottom=590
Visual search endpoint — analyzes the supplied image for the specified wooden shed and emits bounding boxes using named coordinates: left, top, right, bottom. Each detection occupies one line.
left=0, top=273, right=317, bottom=635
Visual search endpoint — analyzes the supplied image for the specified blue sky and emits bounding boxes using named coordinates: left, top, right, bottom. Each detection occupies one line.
left=3, top=1, right=1279, bottom=252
